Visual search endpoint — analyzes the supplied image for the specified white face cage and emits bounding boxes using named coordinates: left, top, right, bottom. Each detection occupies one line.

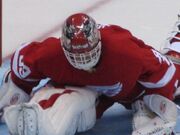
left=62, top=41, right=102, bottom=70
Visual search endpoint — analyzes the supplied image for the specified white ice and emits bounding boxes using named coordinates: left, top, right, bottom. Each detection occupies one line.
left=2, top=0, right=180, bottom=59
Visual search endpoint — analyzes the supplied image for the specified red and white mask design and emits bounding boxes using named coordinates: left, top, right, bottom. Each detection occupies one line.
left=61, top=13, right=101, bottom=70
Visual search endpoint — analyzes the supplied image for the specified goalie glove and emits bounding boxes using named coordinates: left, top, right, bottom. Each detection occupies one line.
left=0, top=71, right=30, bottom=122
left=132, top=94, right=177, bottom=135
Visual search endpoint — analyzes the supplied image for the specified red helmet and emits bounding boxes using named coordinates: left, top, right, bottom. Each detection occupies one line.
left=61, top=13, right=101, bottom=70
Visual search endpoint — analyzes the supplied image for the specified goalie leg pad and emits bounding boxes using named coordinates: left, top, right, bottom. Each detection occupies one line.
left=77, top=104, right=96, bottom=132
left=4, top=86, right=98, bottom=135
left=4, top=103, right=39, bottom=135
left=143, top=94, right=177, bottom=122
left=17, top=105, right=38, bottom=135
left=132, top=116, right=175, bottom=135
left=4, top=102, right=60, bottom=135
left=132, top=100, right=156, bottom=131
left=0, top=75, right=30, bottom=108
left=0, top=76, right=30, bottom=122
left=132, top=94, right=177, bottom=135
left=3, top=104, right=22, bottom=134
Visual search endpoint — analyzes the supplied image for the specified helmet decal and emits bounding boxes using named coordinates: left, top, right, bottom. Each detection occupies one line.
left=61, top=13, right=101, bottom=70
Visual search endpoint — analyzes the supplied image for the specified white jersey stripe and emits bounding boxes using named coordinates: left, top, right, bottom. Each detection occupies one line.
left=12, top=43, right=39, bottom=82
left=138, top=62, right=176, bottom=88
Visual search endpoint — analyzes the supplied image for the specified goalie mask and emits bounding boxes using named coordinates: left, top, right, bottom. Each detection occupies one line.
left=61, top=13, right=101, bottom=70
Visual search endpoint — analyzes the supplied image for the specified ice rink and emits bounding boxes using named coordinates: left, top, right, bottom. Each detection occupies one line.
left=1, top=0, right=180, bottom=134
left=2, top=0, right=180, bottom=59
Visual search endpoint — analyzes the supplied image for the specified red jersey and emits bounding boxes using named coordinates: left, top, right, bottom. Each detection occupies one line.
left=10, top=25, right=178, bottom=102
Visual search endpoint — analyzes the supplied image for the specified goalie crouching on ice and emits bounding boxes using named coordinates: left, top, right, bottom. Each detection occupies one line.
left=0, top=13, right=180, bottom=135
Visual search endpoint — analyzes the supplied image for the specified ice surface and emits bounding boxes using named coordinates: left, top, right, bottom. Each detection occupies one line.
left=3, top=0, right=180, bottom=58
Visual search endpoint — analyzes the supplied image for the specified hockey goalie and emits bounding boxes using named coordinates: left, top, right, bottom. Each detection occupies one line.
left=0, top=13, right=180, bottom=135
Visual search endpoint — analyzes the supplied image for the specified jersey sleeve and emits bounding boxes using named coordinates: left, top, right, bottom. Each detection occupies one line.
left=101, top=25, right=177, bottom=100
left=132, top=37, right=177, bottom=99
left=10, top=39, right=54, bottom=94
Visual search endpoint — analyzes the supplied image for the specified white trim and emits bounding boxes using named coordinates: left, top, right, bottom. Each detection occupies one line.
left=86, top=82, right=123, bottom=97
left=12, top=43, right=39, bottom=82
left=12, top=43, right=28, bottom=79
left=167, top=42, right=180, bottom=53
left=138, top=63, right=176, bottom=88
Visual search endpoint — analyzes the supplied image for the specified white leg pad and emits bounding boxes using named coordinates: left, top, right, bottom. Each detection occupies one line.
left=143, top=94, right=177, bottom=122
left=132, top=94, right=177, bottom=135
left=132, top=116, right=175, bottom=135
left=77, top=104, right=96, bottom=132
left=132, top=100, right=156, bottom=131
left=0, top=76, right=30, bottom=122
left=4, top=103, right=57, bottom=135
left=4, top=86, right=98, bottom=135
left=17, top=105, right=38, bottom=135
left=0, top=77, right=30, bottom=107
